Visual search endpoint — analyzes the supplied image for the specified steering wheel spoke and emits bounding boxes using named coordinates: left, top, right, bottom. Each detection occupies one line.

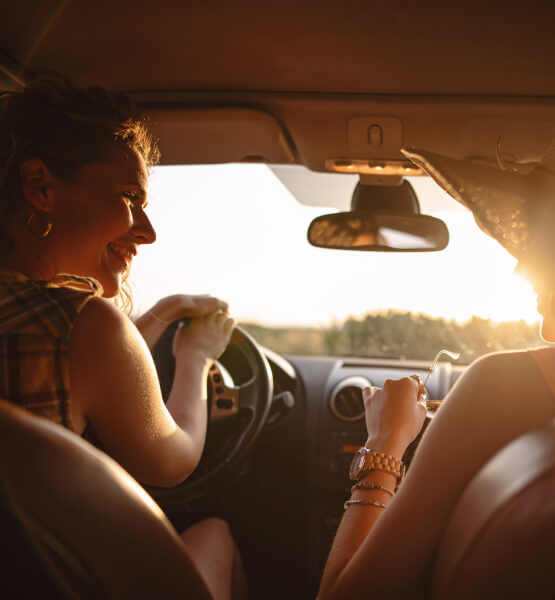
left=237, top=377, right=259, bottom=410
left=208, top=362, right=240, bottom=422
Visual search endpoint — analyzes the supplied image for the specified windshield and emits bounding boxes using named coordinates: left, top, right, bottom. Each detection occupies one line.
left=131, top=164, right=543, bottom=364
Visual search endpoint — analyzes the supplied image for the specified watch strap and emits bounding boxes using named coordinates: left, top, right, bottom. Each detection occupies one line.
left=351, top=447, right=405, bottom=485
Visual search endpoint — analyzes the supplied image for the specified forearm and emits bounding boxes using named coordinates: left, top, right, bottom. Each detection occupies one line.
left=165, top=350, right=211, bottom=469
left=319, top=439, right=406, bottom=600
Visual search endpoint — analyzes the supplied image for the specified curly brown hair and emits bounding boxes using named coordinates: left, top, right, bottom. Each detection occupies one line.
left=0, top=72, right=160, bottom=313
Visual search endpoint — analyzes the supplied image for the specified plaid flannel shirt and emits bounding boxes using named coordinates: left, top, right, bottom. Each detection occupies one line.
left=0, top=269, right=102, bottom=430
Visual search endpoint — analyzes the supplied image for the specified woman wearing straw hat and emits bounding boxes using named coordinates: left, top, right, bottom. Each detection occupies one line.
left=319, top=143, right=555, bottom=600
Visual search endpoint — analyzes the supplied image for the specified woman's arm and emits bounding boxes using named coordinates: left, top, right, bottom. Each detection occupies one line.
left=69, top=297, right=234, bottom=487
left=164, top=311, right=236, bottom=473
left=319, top=376, right=426, bottom=599
left=319, top=351, right=555, bottom=600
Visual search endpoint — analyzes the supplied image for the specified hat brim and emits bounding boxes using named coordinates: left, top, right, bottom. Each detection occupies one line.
left=401, top=147, right=534, bottom=211
left=401, top=147, right=538, bottom=259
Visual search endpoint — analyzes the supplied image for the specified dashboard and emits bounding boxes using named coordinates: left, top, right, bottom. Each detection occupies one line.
left=157, top=339, right=466, bottom=600
left=247, top=349, right=466, bottom=597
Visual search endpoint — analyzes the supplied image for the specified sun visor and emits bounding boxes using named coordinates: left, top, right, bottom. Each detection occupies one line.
left=147, top=108, right=295, bottom=165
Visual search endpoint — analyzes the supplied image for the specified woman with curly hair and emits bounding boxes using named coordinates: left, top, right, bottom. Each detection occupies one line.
left=0, top=73, right=245, bottom=600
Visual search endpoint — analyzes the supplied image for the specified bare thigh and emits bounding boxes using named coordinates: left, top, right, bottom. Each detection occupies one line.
left=179, top=517, right=247, bottom=600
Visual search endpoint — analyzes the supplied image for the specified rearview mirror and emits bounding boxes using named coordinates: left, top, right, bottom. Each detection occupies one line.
left=307, top=212, right=449, bottom=252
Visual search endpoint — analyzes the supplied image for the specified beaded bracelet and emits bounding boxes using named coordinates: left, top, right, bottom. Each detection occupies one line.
left=350, top=482, right=395, bottom=496
left=344, top=498, right=387, bottom=510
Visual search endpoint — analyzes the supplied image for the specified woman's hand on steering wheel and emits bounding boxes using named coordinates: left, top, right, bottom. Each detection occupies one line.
left=172, top=311, right=236, bottom=362
left=151, top=294, right=229, bottom=323
left=135, top=294, right=229, bottom=349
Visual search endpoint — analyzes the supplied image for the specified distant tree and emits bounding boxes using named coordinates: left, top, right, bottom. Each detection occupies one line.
left=241, top=311, right=543, bottom=363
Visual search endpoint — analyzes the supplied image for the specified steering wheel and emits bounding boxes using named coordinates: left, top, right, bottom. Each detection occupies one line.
left=148, top=322, right=273, bottom=505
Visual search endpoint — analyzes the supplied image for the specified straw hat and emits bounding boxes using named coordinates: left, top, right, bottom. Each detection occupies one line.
left=401, top=144, right=555, bottom=285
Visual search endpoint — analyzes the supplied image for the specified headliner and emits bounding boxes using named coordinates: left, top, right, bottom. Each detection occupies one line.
left=2, top=0, right=555, bottom=96
left=3, top=1, right=555, bottom=172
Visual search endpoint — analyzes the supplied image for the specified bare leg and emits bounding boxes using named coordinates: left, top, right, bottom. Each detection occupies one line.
left=179, top=517, right=247, bottom=600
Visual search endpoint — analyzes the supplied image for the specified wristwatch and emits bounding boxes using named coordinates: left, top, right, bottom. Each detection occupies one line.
left=349, top=447, right=405, bottom=487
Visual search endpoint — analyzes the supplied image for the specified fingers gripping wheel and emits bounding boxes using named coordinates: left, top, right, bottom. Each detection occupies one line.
left=150, top=323, right=273, bottom=505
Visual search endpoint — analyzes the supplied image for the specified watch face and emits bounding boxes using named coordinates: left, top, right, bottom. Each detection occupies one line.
left=349, top=448, right=366, bottom=480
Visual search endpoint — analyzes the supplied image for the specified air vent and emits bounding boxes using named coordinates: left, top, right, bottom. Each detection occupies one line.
left=329, top=376, right=371, bottom=422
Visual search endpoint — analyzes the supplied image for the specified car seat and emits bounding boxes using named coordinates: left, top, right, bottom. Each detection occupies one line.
left=431, top=419, right=555, bottom=599
left=0, top=399, right=211, bottom=599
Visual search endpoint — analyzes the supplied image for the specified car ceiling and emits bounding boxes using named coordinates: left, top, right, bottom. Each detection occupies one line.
left=2, top=0, right=555, bottom=172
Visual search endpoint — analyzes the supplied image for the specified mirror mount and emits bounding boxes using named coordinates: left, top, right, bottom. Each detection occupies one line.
left=359, top=174, right=403, bottom=187
left=351, top=178, right=420, bottom=213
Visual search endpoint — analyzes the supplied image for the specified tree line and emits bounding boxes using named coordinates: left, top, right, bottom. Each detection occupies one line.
left=241, top=310, right=544, bottom=364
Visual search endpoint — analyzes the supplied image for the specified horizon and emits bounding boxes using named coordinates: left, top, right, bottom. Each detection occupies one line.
left=236, top=308, right=541, bottom=330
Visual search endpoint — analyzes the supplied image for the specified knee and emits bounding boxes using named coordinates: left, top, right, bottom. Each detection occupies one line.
left=201, top=517, right=233, bottom=540
left=194, top=517, right=238, bottom=552
left=179, top=516, right=239, bottom=558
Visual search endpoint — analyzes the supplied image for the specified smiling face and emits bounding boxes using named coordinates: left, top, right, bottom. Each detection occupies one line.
left=38, top=144, right=156, bottom=297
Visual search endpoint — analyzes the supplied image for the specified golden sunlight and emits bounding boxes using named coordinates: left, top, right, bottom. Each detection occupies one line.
left=131, top=165, right=541, bottom=328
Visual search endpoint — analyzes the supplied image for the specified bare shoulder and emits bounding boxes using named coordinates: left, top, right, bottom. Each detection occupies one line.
left=70, top=295, right=155, bottom=384
left=471, top=347, right=545, bottom=370
left=72, top=296, right=140, bottom=346
left=429, top=348, right=555, bottom=456
left=70, top=296, right=153, bottom=374
left=455, top=348, right=551, bottom=400
left=69, top=297, right=156, bottom=420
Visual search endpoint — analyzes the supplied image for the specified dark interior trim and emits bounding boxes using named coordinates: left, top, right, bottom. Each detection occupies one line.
left=0, top=49, right=33, bottom=89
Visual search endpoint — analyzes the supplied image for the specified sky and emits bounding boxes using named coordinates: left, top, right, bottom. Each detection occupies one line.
left=129, top=164, right=539, bottom=327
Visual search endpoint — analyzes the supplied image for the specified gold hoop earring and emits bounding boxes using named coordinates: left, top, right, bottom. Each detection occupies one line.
left=27, top=210, right=53, bottom=238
